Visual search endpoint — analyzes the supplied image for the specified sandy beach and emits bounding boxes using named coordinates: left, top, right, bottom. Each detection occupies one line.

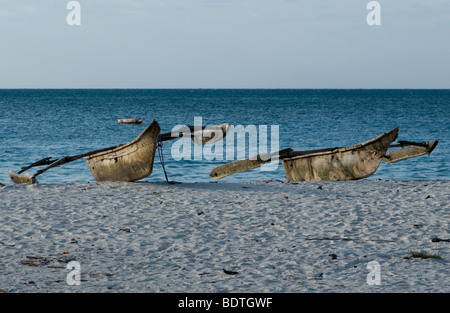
left=0, top=179, right=449, bottom=293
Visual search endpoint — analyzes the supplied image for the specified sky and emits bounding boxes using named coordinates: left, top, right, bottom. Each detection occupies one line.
left=0, top=0, right=449, bottom=89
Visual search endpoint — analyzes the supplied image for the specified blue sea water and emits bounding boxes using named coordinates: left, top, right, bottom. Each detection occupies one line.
left=0, top=89, right=448, bottom=184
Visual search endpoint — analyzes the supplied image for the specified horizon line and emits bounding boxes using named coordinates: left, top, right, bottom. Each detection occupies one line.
left=1, top=87, right=450, bottom=90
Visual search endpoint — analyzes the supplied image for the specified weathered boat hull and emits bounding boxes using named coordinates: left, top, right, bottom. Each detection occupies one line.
left=281, top=128, right=399, bottom=181
left=85, top=120, right=161, bottom=182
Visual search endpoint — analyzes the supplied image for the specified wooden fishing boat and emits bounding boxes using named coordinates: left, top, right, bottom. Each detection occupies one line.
left=210, top=127, right=438, bottom=181
left=118, top=118, right=144, bottom=124
left=10, top=120, right=231, bottom=184
left=280, top=128, right=399, bottom=181
left=85, top=119, right=160, bottom=182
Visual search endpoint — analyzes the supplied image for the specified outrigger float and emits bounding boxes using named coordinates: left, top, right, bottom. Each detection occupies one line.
left=9, top=120, right=230, bottom=184
left=209, top=127, right=438, bottom=182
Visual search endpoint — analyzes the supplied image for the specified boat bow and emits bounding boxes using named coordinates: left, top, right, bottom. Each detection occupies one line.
left=84, top=120, right=161, bottom=182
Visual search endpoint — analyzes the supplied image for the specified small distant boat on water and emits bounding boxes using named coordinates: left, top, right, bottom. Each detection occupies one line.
left=118, top=118, right=144, bottom=124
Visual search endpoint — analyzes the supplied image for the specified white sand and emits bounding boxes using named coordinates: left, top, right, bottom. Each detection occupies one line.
left=0, top=180, right=449, bottom=293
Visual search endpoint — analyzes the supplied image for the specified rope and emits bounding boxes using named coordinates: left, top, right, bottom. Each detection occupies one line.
left=157, top=137, right=171, bottom=184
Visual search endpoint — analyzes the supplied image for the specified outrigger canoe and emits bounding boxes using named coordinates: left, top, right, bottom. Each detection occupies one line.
left=9, top=120, right=161, bottom=184
left=118, top=118, right=144, bottom=124
left=210, top=128, right=438, bottom=182
left=9, top=120, right=230, bottom=184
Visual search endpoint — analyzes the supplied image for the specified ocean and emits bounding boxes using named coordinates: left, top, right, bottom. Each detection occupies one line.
left=0, top=89, right=448, bottom=184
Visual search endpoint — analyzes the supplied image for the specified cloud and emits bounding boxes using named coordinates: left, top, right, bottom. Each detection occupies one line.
left=0, top=9, right=16, bottom=16
left=111, top=0, right=144, bottom=7
left=0, top=4, right=37, bottom=16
